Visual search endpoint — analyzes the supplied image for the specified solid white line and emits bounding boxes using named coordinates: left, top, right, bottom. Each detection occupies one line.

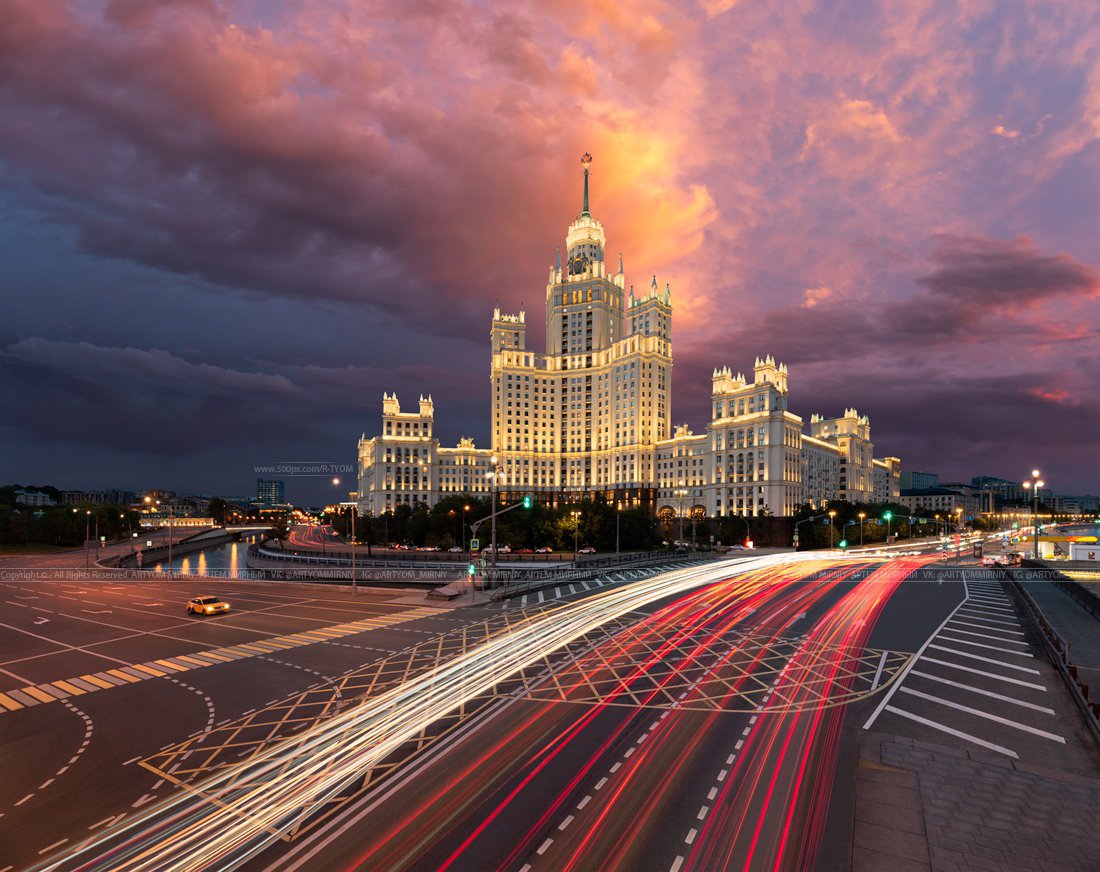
left=864, top=574, right=969, bottom=730
left=919, top=656, right=1045, bottom=690
left=927, top=644, right=1039, bottom=674
left=871, top=650, right=888, bottom=690
left=898, top=688, right=1065, bottom=742
left=909, top=670, right=1055, bottom=714
left=956, top=610, right=1021, bottom=627
left=884, top=705, right=1018, bottom=758
left=941, top=626, right=1028, bottom=645
left=958, top=602, right=1015, bottom=615
left=936, top=636, right=1033, bottom=657
left=949, top=619, right=1025, bottom=636
left=967, top=593, right=1010, bottom=604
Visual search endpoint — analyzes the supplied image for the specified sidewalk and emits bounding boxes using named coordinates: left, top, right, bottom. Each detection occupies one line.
left=1019, top=577, right=1100, bottom=696
left=855, top=732, right=1100, bottom=872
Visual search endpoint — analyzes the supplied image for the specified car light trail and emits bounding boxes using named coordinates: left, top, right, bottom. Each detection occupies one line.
left=39, top=552, right=844, bottom=872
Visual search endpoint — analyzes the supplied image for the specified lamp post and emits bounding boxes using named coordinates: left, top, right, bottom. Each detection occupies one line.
left=333, top=478, right=357, bottom=596
left=463, top=504, right=470, bottom=552
left=615, top=501, right=621, bottom=555
left=828, top=510, right=837, bottom=549
left=858, top=512, right=866, bottom=548
left=85, top=510, right=92, bottom=568
left=674, top=485, right=688, bottom=544
left=571, top=509, right=581, bottom=556
left=1022, top=469, right=1044, bottom=560
left=487, top=456, right=503, bottom=586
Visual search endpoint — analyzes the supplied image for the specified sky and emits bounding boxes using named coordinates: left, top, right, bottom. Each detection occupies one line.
left=1, top=0, right=1098, bottom=505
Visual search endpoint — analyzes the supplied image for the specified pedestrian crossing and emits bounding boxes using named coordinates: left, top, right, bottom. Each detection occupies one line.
left=0, top=605, right=443, bottom=714
left=865, top=578, right=1063, bottom=759
left=507, top=563, right=687, bottom=609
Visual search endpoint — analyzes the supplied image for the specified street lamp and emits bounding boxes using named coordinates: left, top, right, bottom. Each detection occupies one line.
left=828, top=510, right=837, bottom=549
left=674, top=485, right=689, bottom=544
left=1022, top=469, right=1045, bottom=560
left=333, top=478, right=357, bottom=595
left=857, top=512, right=866, bottom=548
left=486, top=456, right=504, bottom=586
left=145, top=496, right=174, bottom=573
left=570, top=509, right=581, bottom=555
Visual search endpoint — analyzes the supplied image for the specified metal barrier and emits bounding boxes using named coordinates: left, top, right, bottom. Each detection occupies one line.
left=488, top=553, right=720, bottom=601
left=1008, top=577, right=1100, bottom=747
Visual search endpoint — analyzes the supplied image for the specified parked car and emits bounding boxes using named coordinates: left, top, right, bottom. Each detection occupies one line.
left=578, top=546, right=596, bottom=554
left=447, top=546, right=464, bottom=553
left=728, top=544, right=746, bottom=551
left=482, top=544, right=510, bottom=554
left=514, top=548, right=533, bottom=554
left=534, top=546, right=553, bottom=554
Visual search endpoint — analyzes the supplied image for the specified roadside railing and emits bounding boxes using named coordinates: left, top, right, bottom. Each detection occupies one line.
left=1007, top=574, right=1100, bottom=747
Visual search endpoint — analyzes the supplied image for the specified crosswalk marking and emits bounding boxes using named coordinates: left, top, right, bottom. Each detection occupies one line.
left=0, top=605, right=445, bottom=715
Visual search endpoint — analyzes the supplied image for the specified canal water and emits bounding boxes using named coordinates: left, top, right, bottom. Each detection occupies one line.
left=152, top=534, right=266, bottom=577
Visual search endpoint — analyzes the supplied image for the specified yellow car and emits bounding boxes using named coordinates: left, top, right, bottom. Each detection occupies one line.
left=187, top=596, right=231, bottom=616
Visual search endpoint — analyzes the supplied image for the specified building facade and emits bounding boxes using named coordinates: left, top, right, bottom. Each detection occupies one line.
left=357, top=155, right=902, bottom=518
left=256, top=478, right=285, bottom=506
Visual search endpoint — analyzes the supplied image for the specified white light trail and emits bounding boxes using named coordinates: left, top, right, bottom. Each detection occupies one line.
left=43, top=552, right=836, bottom=872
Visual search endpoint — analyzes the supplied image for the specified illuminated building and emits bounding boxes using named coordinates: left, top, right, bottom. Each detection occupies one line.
left=356, top=155, right=901, bottom=517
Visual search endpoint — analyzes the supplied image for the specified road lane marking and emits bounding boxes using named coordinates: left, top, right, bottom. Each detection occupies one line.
left=956, top=610, right=1020, bottom=627
left=909, top=671, right=1054, bottom=713
left=920, top=657, right=1046, bottom=690
left=685, top=828, right=698, bottom=845
left=537, top=838, right=554, bottom=855
left=898, top=687, right=1065, bottom=742
left=936, top=636, right=1033, bottom=656
left=37, top=839, right=68, bottom=855
left=697, top=804, right=709, bottom=819
left=871, top=649, right=889, bottom=690
left=865, top=574, right=969, bottom=731
left=927, top=644, right=1040, bottom=674
left=948, top=619, right=1025, bottom=636
left=595, top=777, right=608, bottom=790
left=0, top=692, right=23, bottom=711
left=884, top=705, right=1018, bottom=758
left=558, top=815, right=574, bottom=830
left=670, top=857, right=685, bottom=872
left=577, top=795, right=591, bottom=809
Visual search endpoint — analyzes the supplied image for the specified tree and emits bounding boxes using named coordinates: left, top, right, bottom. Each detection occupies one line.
left=269, top=513, right=291, bottom=549
left=208, top=498, right=229, bottom=526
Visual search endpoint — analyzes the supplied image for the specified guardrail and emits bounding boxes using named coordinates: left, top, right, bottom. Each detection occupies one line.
left=1007, top=575, right=1100, bottom=747
left=488, top=552, right=721, bottom=601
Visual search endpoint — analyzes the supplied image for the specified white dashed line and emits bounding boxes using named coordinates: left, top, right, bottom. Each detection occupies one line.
left=697, top=804, right=709, bottom=820
left=577, top=794, right=592, bottom=809
left=685, top=828, right=698, bottom=845
left=559, top=815, right=574, bottom=830
left=537, top=837, right=554, bottom=855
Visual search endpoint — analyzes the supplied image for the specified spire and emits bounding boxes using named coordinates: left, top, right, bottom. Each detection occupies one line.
left=555, top=247, right=561, bottom=270
left=618, top=252, right=623, bottom=274
left=581, top=152, right=592, bottom=216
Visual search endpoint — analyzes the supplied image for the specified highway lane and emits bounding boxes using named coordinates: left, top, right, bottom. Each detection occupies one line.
left=27, top=554, right=841, bottom=870
left=0, top=578, right=457, bottom=870
left=254, top=559, right=931, bottom=872
left=11, top=555, right=972, bottom=872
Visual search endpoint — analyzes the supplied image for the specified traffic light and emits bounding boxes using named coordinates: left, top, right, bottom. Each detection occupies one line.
left=467, top=563, right=476, bottom=578
left=839, top=539, right=848, bottom=549
left=522, top=494, right=534, bottom=509
left=883, top=511, right=893, bottom=521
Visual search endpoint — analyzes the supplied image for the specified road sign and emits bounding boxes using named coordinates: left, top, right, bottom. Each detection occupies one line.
left=478, top=558, right=487, bottom=570
left=469, top=538, right=480, bottom=551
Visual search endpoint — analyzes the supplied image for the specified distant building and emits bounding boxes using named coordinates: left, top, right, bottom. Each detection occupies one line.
left=899, top=487, right=973, bottom=515
left=1053, top=494, right=1100, bottom=514
left=256, top=479, right=285, bottom=506
left=971, top=475, right=1025, bottom=503
left=873, top=457, right=902, bottom=503
left=900, top=470, right=939, bottom=490
left=14, top=489, right=55, bottom=507
left=62, top=489, right=136, bottom=506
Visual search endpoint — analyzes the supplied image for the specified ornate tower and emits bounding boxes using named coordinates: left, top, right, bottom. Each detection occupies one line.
left=545, top=153, right=627, bottom=358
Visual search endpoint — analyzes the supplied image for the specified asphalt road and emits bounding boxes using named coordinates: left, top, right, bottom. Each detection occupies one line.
left=3, top=551, right=1093, bottom=872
